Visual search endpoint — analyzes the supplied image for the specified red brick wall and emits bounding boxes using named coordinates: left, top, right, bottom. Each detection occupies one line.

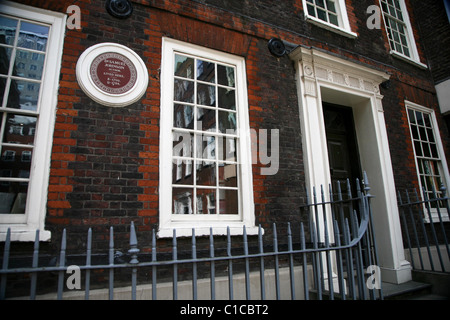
left=5, top=0, right=448, bottom=250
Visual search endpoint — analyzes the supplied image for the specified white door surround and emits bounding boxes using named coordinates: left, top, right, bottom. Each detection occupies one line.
left=290, top=46, right=412, bottom=284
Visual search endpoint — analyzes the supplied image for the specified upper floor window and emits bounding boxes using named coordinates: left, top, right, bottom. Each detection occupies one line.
left=0, top=1, right=65, bottom=241
left=302, top=0, right=357, bottom=38
left=379, top=0, right=427, bottom=68
left=159, top=38, right=256, bottom=238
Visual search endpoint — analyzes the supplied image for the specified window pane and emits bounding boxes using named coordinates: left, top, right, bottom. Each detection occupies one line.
left=174, top=79, right=194, bottom=103
left=329, top=14, right=339, bottom=26
left=217, top=65, right=235, bottom=87
left=0, top=181, right=28, bottom=214
left=219, top=189, right=238, bottom=214
left=307, top=4, right=316, bottom=16
left=0, top=47, right=13, bottom=75
left=196, top=162, right=216, bottom=186
left=0, top=16, right=18, bottom=46
left=14, top=50, right=44, bottom=80
left=0, top=77, right=6, bottom=105
left=172, top=160, right=193, bottom=185
left=172, top=188, right=193, bottom=214
left=218, top=87, right=236, bottom=110
left=219, top=164, right=238, bottom=188
left=197, top=134, right=216, bottom=161
left=7, top=79, right=40, bottom=111
left=218, top=110, right=237, bottom=133
left=196, top=189, right=216, bottom=214
left=0, top=147, right=32, bottom=178
left=3, top=113, right=37, bottom=145
left=173, top=104, right=194, bottom=129
left=219, top=137, right=237, bottom=162
left=317, top=8, right=327, bottom=21
left=18, top=21, right=49, bottom=52
left=197, top=107, right=216, bottom=132
left=197, top=83, right=216, bottom=107
left=197, top=59, right=215, bottom=83
left=172, top=131, right=193, bottom=158
left=174, top=54, right=194, bottom=79
left=326, top=0, right=336, bottom=13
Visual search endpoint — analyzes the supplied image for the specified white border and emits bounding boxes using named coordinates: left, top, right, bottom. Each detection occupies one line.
left=0, top=1, right=66, bottom=241
left=158, top=38, right=256, bottom=238
left=76, top=43, right=149, bottom=107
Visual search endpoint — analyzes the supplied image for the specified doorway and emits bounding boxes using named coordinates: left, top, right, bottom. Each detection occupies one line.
left=323, top=103, right=362, bottom=197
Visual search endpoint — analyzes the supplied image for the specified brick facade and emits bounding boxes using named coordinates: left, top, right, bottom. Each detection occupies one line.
left=1, top=0, right=449, bottom=253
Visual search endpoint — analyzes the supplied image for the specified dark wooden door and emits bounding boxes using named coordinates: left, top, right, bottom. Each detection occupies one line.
left=323, top=103, right=362, bottom=197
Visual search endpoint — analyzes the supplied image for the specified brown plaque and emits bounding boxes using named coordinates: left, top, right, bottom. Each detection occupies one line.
left=90, top=52, right=137, bottom=94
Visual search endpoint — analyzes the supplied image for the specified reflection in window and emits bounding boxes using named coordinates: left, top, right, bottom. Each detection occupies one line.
left=407, top=108, right=448, bottom=208
left=1, top=15, right=47, bottom=215
left=172, top=53, right=239, bottom=216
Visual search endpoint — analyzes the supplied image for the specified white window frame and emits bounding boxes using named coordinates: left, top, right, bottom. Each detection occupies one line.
left=379, top=0, right=427, bottom=69
left=405, top=101, right=450, bottom=223
left=159, top=38, right=256, bottom=238
left=0, top=1, right=66, bottom=241
left=302, top=0, right=357, bottom=38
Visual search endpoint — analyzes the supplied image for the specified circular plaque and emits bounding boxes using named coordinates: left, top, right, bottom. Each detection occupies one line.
left=76, top=43, right=148, bottom=107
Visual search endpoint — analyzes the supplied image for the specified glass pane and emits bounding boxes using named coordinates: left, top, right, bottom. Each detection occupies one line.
left=173, top=104, right=194, bottom=129
left=0, top=147, right=32, bottom=178
left=408, top=109, right=416, bottom=124
left=219, top=189, right=238, bottom=214
left=173, top=131, right=193, bottom=158
left=414, top=141, right=422, bottom=157
left=217, top=65, right=235, bottom=87
left=197, top=107, right=216, bottom=132
left=219, top=164, right=238, bottom=188
left=416, top=111, right=424, bottom=126
left=326, top=0, right=336, bottom=13
left=197, top=134, right=216, bottom=161
left=307, top=4, right=316, bottom=16
left=317, top=8, right=327, bottom=21
left=218, top=110, right=237, bottom=133
left=329, top=14, right=339, bottom=26
left=196, top=161, right=216, bottom=186
left=7, top=79, right=40, bottom=111
left=196, top=188, right=216, bottom=214
left=18, top=22, right=49, bottom=52
left=197, top=83, right=216, bottom=107
left=419, top=126, right=427, bottom=141
left=0, top=47, right=13, bottom=75
left=219, top=137, right=237, bottom=162
left=174, top=79, right=194, bottom=103
left=197, top=59, right=215, bottom=83
left=14, top=50, right=45, bottom=80
left=3, top=113, right=37, bottom=145
left=0, top=16, right=18, bottom=46
left=0, top=77, right=6, bottom=105
left=427, top=128, right=435, bottom=143
left=0, top=181, right=28, bottom=214
left=172, top=160, right=193, bottom=185
left=174, top=54, right=194, bottom=79
left=411, top=126, right=419, bottom=140
left=430, top=143, right=439, bottom=159
left=422, top=142, right=431, bottom=158
left=218, top=87, right=236, bottom=110
left=317, top=0, right=326, bottom=8
left=172, top=188, right=193, bottom=214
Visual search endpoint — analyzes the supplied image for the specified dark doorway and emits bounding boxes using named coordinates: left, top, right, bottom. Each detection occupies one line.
left=323, top=103, right=362, bottom=197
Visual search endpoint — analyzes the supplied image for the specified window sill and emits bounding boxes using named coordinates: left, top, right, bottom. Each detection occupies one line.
left=306, top=16, right=358, bottom=39
left=0, top=225, right=51, bottom=242
left=423, top=210, right=449, bottom=224
left=158, top=223, right=262, bottom=238
left=390, top=51, right=428, bottom=69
